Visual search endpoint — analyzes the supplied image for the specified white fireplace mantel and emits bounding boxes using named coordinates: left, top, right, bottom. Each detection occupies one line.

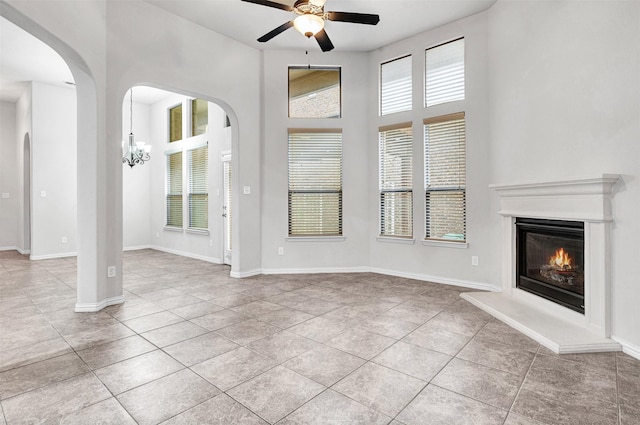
left=461, top=175, right=622, bottom=354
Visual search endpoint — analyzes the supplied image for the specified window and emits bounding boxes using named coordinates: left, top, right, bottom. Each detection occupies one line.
left=424, top=113, right=466, bottom=242
left=166, top=152, right=183, bottom=227
left=379, top=124, right=413, bottom=237
left=169, top=104, right=182, bottom=142
left=188, top=145, right=208, bottom=230
left=380, top=55, right=412, bottom=116
left=425, top=38, right=465, bottom=107
left=192, top=99, right=208, bottom=136
left=289, top=67, right=341, bottom=118
left=288, top=130, right=342, bottom=236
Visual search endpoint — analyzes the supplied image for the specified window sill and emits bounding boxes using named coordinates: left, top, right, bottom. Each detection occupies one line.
left=286, top=236, right=346, bottom=242
left=186, top=228, right=210, bottom=236
left=376, top=236, right=415, bottom=245
left=164, top=226, right=183, bottom=232
left=421, top=239, right=468, bottom=249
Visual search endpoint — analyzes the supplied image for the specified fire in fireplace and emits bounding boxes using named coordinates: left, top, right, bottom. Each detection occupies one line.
left=516, top=218, right=585, bottom=314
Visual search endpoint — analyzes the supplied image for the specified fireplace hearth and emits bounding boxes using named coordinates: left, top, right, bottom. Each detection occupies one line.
left=516, top=218, right=584, bottom=314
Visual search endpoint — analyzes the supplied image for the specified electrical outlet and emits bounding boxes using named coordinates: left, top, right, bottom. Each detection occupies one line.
left=209, top=239, right=214, bottom=247
left=471, top=256, right=479, bottom=266
left=243, top=186, right=251, bottom=195
left=40, top=190, right=47, bottom=198
left=156, top=232, right=160, bottom=238
left=61, top=237, right=68, bottom=244
left=278, top=247, right=284, bottom=255
left=107, top=266, right=116, bottom=278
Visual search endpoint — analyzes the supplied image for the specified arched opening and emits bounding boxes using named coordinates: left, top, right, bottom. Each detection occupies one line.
left=121, top=85, right=237, bottom=271
left=23, top=132, right=30, bottom=255
left=1, top=3, right=111, bottom=311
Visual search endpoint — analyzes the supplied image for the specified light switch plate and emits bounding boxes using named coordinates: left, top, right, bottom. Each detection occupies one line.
left=1, top=193, right=9, bottom=199
left=243, top=186, right=251, bottom=195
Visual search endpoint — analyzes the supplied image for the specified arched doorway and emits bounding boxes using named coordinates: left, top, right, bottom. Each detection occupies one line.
left=121, top=86, right=235, bottom=269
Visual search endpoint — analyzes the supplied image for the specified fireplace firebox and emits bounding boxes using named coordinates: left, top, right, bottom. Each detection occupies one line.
left=516, top=218, right=585, bottom=314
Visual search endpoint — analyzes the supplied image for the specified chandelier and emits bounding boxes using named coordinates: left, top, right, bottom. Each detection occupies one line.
left=122, top=87, right=151, bottom=167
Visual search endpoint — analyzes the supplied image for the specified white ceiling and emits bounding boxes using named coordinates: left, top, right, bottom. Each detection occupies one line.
left=0, top=0, right=496, bottom=103
left=146, top=0, right=496, bottom=52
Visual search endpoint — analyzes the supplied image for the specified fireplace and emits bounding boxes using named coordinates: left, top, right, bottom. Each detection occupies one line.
left=460, top=175, right=621, bottom=353
left=516, top=218, right=584, bottom=314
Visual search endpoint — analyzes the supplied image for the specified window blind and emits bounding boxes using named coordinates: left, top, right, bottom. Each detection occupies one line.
left=425, top=38, right=465, bottom=107
left=424, top=113, right=466, bottom=241
left=288, top=130, right=342, bottom=237
left=166, top=151, right=183, bottom=227
left=188, top=145, right=208, bottom=230
left=379, top=124, right=413, bottom=237
left=380, top=55, right=412, bottom=116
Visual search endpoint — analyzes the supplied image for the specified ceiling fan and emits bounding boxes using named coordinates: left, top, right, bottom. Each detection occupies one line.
left=241, top=0, right=380, bottom=52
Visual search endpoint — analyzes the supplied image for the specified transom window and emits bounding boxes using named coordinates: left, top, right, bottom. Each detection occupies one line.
left=380, top=55, right=412, bottom=116
left=425, top=38, right=465, bottom=107
left=289, top=67, right=341, bottom=118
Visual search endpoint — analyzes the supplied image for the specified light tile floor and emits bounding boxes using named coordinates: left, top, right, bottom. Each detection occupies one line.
left=1, top=249, right=639, bottom=424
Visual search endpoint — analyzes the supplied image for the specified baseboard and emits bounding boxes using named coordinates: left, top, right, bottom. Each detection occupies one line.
left=261, top=266, right=370, bottom=275
left=123, top=245, right=152, bottom=251
left=611, top=336, right=640, bottom=361
left=0, top=246, right=18, bottom=251
left=230, top=269, right=262, bottom=278
left=149, top=245, right=221, bottom=264
left=16, top=247, right=30, bottom=255
left=257, top=265, right=497, bottom=292
left=30, top=251, right=77, bottom=260
left=75, top=295, right=124, bottom=312
left=369, top=266, right=498, bottom=292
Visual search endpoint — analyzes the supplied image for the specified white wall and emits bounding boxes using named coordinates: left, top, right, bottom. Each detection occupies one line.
left=487, top=1, right=640, bottom=351
left=0, top=101, right=18, bottom=249
left=368, top=12, right=495, bottom=289
left=30, top=81, right=77, bottom=259
left=15, top=84, right=32, bottom=254
left=105, top=0, right=263, bottom=277
left=261, top=50, right=371, bottom=272
left=122, top=98, right=151, bottom=249
left=148, top=93, right=230, bottom=262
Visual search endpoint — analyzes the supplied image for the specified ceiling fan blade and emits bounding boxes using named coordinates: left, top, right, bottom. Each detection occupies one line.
left=257, top=21, right=294, bottom=42
left=314, top=29, right=334, bottom=52
left=326, top=11, right=380, bottom=25
left=241, top=0, right=293, bottom=12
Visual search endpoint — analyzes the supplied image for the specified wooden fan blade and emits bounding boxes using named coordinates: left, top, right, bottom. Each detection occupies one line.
left=314, top=29, right=334, bottom=52
left=257, top=21, right=294, bottom=42
left=326, top=11, right=380, bottom=25
left=241, top=0, right=293, bottom=12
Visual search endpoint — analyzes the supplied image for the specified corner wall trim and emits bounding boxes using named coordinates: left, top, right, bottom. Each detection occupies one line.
left=611, top=336, right=640, bottom=361
left=230, top=269, right=262, bottom=278
left=75, top=295, right=124, bottom=313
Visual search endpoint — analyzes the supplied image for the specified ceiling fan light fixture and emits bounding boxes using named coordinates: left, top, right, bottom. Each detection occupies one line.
left=293, top=14, right=324, bottom=38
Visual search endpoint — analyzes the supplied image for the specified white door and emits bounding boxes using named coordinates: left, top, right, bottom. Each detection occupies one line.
left=222, top=155, right=232, bottom=266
